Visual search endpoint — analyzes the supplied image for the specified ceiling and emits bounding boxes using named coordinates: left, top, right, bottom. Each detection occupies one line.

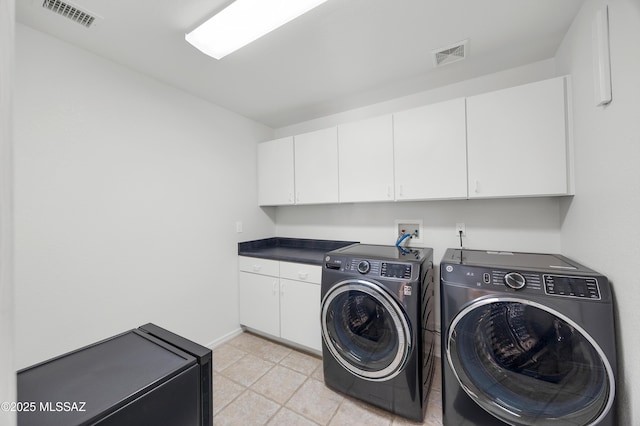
left=16, top=0, right=585, bottom=128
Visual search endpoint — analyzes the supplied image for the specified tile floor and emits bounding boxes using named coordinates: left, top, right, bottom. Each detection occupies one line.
left=213, top=332, right=443, bottom=426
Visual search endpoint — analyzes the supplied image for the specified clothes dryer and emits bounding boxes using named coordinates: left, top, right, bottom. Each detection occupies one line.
left=321, top=244, right=435, bottom=421
left=440, top=249, right=616, bottom=426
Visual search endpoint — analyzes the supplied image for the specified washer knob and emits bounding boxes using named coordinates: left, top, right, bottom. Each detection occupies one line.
left=357, top=260, right=371, bottom=274
left=504, top=272, right=526, bottom=289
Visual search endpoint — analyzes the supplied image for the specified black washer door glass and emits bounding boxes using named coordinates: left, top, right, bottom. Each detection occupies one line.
left=323, top=281, right=410, bottom=380
left=448, top=300, right=613, bottom=426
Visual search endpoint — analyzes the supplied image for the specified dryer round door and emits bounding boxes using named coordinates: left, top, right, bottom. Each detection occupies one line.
left=321, top=279, right=412, bottom=381
left=446, top=296, right=615, bottom=426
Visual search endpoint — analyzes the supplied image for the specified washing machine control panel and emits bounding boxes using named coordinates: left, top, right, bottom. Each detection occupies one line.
left=543, top=275, right=601, bottom=299
left=326, top=256, right=414, bottom=280
left=442, top=264, right=603, bottom=300
left=380, top=262, right=412, bottom=279
left=443, top=266, right=545, bottom=292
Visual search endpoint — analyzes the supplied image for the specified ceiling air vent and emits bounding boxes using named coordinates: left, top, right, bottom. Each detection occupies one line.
left=42, top=0, right=98, bottom=28
left=433, top=40, right=468, bottom=67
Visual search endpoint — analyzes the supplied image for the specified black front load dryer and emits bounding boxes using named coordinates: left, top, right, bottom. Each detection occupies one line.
left=321, top=244, right=435, bottom=422
left=440, top=249, right=617, bottom=426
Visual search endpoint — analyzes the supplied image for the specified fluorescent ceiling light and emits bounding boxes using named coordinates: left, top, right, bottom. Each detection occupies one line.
left=186, top=0, right=329, bottom=60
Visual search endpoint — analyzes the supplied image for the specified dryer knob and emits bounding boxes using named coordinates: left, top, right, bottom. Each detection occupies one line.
left=357, top=260, right=371, bottom=274
left=504, top=272, right=526, bottom=289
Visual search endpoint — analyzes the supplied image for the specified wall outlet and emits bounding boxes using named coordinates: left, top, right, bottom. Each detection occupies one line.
left=395, top=219, right=423, bottom=244
left=456, top=223, right=466, bottom=236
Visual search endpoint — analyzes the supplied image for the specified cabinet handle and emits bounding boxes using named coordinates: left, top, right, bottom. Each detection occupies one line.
left=272, top=281, right=278, bottom=295
left=298, top=272, right=308, bottom=280
left=399, top=185, right=404, bottom=197
left=474, top=180, right=480, bottom=194
left=288, top=193, right=293, bottom=203
left=387, top=186, right=391, bottom=198
left=296, top=192, right=300, bottom=203
left=252, top=265, right=262, bottom=272
left=280, top=282, right=285, bottom=295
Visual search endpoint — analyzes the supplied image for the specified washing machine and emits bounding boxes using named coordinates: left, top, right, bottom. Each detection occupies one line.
left=320, top=244, right=435, bottom=422
left=440, top=248, right=617, bottom=426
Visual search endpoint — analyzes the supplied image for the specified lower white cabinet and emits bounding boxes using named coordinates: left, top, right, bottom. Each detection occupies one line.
left=238, top=271, right=280, bottom=337
left=238, top=257, right=322, bottom=352
left=279, top=279, right=321, bottom=351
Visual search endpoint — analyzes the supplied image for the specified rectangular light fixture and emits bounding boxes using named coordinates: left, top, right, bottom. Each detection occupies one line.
left=185, top=0, right=329, bottom=60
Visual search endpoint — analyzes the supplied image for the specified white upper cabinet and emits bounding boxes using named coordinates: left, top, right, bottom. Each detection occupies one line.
left=338, top=115, right=394, bottom=202
left=294, top=127, right=339, bottom=204
left=466, top=77, right=571, bottom=198
left=256, top=77, right=572, bottom=206
left=257, top=137, right=294, bottom=206
left=393, top=98, right=468, bottom=200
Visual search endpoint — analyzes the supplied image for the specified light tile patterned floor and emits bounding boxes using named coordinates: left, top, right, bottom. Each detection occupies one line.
left=213, top=332, right=443, bottom=426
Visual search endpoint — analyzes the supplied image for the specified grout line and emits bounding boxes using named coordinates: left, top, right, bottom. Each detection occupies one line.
left=215, top=339, right=321, bottom=424
left=213, top=386, right=249, bottom=420
left=214, top=347, right=249, bottom=374
left=278, top=375, right=324, bottom=425
left=325, top=393, right=342, bottom=426
left=216, top=355, right=275, bottom=391
left=264, top=405, right=282, bottom=426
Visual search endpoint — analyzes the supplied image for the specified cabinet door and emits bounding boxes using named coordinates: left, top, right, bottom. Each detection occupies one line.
left=279, top=278, right=321, bottom=352
left=238, top=272, right=280, bottom=336
left=338, top=115, right=394, bottom=202
left=257, top=137, right=295, bottom=206
left=294, top=127, right=339, bottom=204
left=393, top=98, right=468, bottom=200
left=466, top=77, right=569, bottom=198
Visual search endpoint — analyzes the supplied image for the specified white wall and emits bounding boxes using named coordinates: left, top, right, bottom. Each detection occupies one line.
left=13, top=24, right=275, bottom=369
left=1, top=1, right=16, bottom=425
left=274, top=58, right=557, bottom=138
left=276, top=198, right=562, bottom=334
left=555, top=0, right=640, bottom=424
left=276, top=199, right=562, bottom=261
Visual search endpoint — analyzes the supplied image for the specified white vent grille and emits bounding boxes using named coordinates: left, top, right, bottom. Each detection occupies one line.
left=433, top=40, right=468, bottom=66
left=42, top=0, right=97, bottom=27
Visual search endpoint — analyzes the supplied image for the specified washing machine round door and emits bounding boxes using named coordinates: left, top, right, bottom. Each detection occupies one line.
left=447, top=297, right=615, bottom=426
left=321, top=279, right=412, bottom=381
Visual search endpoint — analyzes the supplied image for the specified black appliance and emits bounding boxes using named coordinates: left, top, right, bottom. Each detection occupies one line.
left=440, top=249, right=617, bottom=426
left=17, top=323, right=212, bottom=426
left=321, top=243, right=435, bottom=422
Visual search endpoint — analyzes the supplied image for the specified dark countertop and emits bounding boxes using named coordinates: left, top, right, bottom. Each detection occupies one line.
left=238, top=237, right=358, bottom=265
